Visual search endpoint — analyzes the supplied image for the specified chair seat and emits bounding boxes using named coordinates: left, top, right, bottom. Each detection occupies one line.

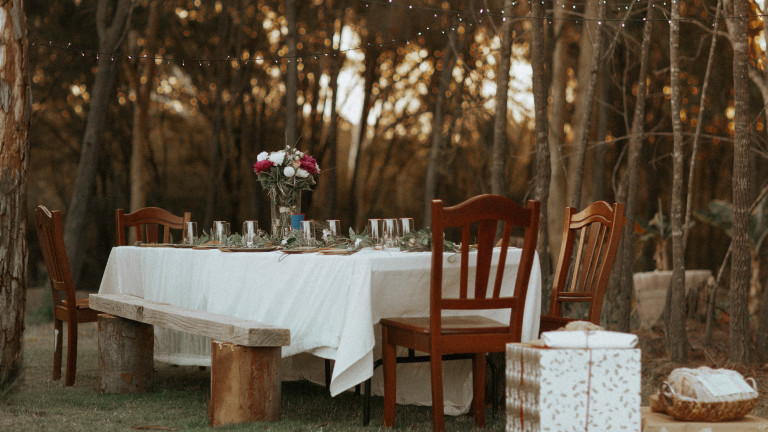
left=380, top=315, right=508, bottom=334
left=62, top=298, right=91, bottom=310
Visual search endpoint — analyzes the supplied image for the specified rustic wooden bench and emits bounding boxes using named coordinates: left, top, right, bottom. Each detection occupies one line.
left=89, top=293, right=290, bottom=427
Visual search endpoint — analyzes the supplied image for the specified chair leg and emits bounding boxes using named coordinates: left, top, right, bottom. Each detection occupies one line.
left=64, top=320, right=78, bottom=386
left=472, top=353, right=486, bottom=427
left=52, top=319, right=63, bottom=381
left=430, top=351, right=445, bottom=432
left=382, top=327, right=397, bottom=427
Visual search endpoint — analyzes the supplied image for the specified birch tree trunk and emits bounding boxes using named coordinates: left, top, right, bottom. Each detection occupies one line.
left=666, top=0, right=688, bottom=362
left=567, top=0, right=605, bottom=208
left=63, top=0, right=133, bottom=284
left=615, top=2, right=654, bottom=332
left=283, top=0, right=298, bottom=148
left=530, top=0, right=551, bottom=284
left=0, top=0, right=30, bottom=388
left=423, top=27, right=458, bottom=221
left=129, top=0, right=160, bottom=213
left=490, top=1, right=515, bottom=196
left=729, top=0, right=753, bottom=363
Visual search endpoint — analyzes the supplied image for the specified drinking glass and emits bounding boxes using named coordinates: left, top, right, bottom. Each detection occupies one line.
left=327, top=220, right=341, bottom=237
left=242, top=220, right=259, bottom=248
left=367, top=218, right=382, bottom=248
left=213, top=221, right=230, bottom=245
left=382, top=218, right=399, bottom=251
left=182, top=221, right=198, bottom=245
left=399, top=217, right=415, bottom=236
left=300, top=220, right=316, bottom=244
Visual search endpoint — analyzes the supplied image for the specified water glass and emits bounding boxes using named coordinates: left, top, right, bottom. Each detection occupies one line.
left=300, top=220, right=316, bottom=244
left=399, top=217, right=415, bottom=236
left=367, top=218, right=382, bottom=247
left=242, top=220, right=259, bottom=248
left=213, top=221, right=230, bottom=245
left=382, top=218, right=399, bottom=250
left=182, top=222, right=198, bottom=245
left=327, top=220, right=341, bottom=236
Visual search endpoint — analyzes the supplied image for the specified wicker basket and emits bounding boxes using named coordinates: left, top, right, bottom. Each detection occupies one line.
left=650, top=379, right=758, bottom=422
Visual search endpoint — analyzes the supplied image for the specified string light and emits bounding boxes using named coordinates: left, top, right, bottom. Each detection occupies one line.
left=31, top=0, right=742, bottom=69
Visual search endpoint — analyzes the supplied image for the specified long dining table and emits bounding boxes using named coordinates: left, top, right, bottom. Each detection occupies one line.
left=98, top=245, right=541, bottom=415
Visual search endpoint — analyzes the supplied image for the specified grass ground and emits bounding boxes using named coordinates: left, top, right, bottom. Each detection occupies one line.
left=3, top=288, right=767, bottom=430
left=0, top=290, right=504, bottom=431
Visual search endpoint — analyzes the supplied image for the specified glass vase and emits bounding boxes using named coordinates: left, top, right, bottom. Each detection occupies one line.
left=270, top=190, right=301, bottom=239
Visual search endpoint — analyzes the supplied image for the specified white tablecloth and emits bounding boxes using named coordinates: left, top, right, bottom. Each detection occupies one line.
left=98, top=246, right=541, bottom=414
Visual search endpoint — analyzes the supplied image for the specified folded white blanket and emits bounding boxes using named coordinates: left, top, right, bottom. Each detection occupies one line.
left=542, top=330, right=638, bottom=349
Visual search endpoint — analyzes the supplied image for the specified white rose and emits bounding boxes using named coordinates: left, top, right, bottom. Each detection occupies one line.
left=296, top=168, right=309, bottom=178
left=283, top=166, right=296, bottom=177
left=269, top=150, right=286, bottom=166
left=257, top=151, right=269, bottom=161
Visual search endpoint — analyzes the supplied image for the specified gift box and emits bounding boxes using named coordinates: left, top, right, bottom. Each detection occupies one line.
left=506, top=342, right=641, bottom=432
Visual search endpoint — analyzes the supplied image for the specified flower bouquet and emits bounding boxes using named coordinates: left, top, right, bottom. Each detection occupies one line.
left=253, top=146, right=320, bottom=238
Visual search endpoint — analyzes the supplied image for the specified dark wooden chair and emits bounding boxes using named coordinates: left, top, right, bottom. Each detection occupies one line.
left=115, top=207, right=191, bottom=246
left=380, top=195, right=540, bottom=431
left=35, top=205, right=100, bottom=386
left=539, top=201, right=626, bottom=334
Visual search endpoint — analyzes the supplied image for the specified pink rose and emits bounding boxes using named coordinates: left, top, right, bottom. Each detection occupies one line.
left=253, top=160, right=273, bottom=174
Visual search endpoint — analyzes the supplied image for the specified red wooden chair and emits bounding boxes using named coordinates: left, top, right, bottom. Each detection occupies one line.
left=539, top=201, right=625, bottom=334
left=115, top=207, right=191, bottom=246
left=35, top=205, right=100, bottom=386
left=380, top=195, right=540, bottom=431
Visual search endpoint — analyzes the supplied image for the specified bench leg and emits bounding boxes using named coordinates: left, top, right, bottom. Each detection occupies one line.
left=209, top=340, right=281, bottom=426
left=97, top=313, right=154, bottom=393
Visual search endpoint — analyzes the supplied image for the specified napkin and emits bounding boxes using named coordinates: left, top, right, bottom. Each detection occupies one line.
left=542, top=330, right=638, bottom=349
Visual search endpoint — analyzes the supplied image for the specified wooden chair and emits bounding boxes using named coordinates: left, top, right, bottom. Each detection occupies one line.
left=115, top=207, right=191, bottom=246
left=539, top=201, right=625, bottom=334
left=35, top=205, right=100, bottom=386
left=380, top=195, right=540, bottom=431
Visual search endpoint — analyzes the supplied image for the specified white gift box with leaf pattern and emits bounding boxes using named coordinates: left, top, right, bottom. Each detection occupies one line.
left=506, top=332, right=641, bottom=432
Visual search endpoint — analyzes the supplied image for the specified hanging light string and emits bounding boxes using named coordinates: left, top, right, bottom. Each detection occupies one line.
left=31, top=0, right=736, bottom=67
left=30, top=12, right=477, bottom=67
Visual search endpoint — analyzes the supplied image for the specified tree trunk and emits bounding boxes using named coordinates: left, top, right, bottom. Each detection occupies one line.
left=350, top=37, right=378, bottom=226
left=665, top=0, right=688, bottom=362
left=546, top=0, right=568, bottom=275
left=0, top=0, right=31, bottom=389
left=423, top=26, right=459, bottom=222
left=63, top=0, right=133, bottom=284
left=283, top=0, right=298, bottom=148
left=729, top=0, right=753, bottom=364
left=530, top=0, right=551, bottom=287
left=321, top=14, right=343, bottom=222
left=128, top=0, right=160, bottom=214
left=567, top=0, right=605, bottom=208
left=684, top=0, right=722, bottom=247
left=615, top=2, right=654, bottom=332
left=490, top=1, right=515, bottom=196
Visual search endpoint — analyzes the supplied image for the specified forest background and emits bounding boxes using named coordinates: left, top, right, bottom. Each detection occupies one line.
left=3, top=0, right=768, bottom=386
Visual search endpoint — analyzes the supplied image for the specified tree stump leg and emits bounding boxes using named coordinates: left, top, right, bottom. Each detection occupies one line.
left=97, top=313, right=154, bottom=393
left=209, top=340, right=281, bottom=426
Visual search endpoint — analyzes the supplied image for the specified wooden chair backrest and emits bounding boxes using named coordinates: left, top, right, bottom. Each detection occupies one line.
left=115, top=207, right=191, bottom=245
left=430, top=195, right=540, bottom=341
left=549, top=201, right=626, bottom=324
left=35, top=205, right=77, bottom=312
